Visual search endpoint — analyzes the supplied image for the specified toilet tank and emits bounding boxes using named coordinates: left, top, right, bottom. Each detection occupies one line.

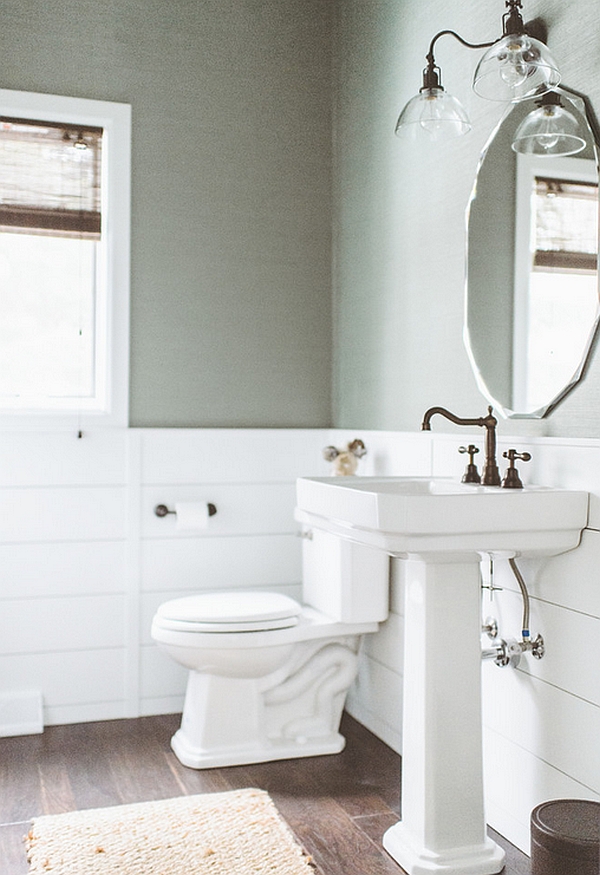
left=302, top=527, right=389, bottom=623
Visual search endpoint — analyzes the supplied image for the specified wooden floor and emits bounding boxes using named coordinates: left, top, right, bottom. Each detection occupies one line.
left=0, top=712, right=529, bottom=875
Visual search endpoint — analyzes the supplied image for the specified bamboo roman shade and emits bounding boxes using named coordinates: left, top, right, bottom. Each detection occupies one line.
left=533, top=176, right=598, bottom=273
left=0, top=117, right=103, bottom=238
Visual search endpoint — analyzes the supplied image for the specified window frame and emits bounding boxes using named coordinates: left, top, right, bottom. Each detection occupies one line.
left=0, top=89, right=131, bottom=430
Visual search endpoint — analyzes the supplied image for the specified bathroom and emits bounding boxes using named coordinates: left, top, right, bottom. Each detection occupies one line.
left=0, top=0, right=599, bottom=870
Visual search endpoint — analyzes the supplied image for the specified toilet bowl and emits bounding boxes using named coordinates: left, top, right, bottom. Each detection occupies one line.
left=151, top=528, right=389, bottom=769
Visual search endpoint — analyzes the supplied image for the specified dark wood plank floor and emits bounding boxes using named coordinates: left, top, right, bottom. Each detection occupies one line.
left=0, top=712, right=529, bottom=874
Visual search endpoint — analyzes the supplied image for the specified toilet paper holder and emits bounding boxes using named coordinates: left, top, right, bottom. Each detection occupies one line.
left=155, top=503, right=217, bottom=518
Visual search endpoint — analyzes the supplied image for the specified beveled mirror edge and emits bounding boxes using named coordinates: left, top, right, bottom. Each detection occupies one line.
left=464, top=85, right=600, bottom=420
left=464, top=311, right=600, bottom=419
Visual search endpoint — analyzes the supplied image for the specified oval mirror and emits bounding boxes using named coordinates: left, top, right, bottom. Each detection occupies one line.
left=465, top=87, right=600, bottom=418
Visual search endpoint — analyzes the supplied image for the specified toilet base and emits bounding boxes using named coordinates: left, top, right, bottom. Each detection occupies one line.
left=171, top=725, right=346, bottom=769
left=169, top=638, right=361, bottom=769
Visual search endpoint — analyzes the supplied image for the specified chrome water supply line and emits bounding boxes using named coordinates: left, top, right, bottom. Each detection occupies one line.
left=481, top=555, right=544, bottom=667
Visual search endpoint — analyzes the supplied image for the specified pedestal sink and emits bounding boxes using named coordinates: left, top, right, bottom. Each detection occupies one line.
left=295, top=476, right=588, bottom=875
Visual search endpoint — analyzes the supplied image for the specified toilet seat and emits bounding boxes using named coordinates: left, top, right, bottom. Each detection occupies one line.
left=155, top=591, right=302, bottom=633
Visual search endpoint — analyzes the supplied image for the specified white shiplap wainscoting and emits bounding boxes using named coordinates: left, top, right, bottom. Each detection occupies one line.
left=0, top=428, right=330, bottom=730
left=0, top=430, right=130, bottom=728
left=0, top=425, right=598, bottom=856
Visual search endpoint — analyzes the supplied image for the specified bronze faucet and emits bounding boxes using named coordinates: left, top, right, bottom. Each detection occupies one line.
left=421, top=405, right=501, bottom=486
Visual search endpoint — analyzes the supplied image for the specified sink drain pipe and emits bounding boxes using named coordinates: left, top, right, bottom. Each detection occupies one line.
left=482, top=556, right=544, bottom=667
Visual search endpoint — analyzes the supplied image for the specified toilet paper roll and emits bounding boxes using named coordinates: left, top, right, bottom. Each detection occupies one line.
left=174, top=502, right=210, bottom=531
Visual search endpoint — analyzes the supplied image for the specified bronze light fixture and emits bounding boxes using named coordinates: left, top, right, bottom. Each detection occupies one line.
left=395, top=0, right=561, bottom=142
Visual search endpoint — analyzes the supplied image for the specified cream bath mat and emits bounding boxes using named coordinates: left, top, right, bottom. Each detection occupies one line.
left=25, top=787, right=316, bottom=874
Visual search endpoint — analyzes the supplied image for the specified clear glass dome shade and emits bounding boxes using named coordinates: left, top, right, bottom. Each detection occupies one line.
left=473, top=33, right=560, bottom=102
left=512, top=102, right=587, bottom=156
left=394, top=87, right=471, bottom=142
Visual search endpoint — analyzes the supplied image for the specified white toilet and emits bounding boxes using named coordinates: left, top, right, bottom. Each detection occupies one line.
left=151, top=527, right=389, bottom=769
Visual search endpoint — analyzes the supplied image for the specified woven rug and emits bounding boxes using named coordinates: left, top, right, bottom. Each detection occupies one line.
left=25, top=787, right=316, bottom=875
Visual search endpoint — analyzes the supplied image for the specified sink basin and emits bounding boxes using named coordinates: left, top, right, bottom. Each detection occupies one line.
left=296, top=476, right=589, bottom=555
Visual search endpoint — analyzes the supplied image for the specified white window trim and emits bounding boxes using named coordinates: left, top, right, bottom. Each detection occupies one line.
left=0, top=88, right=131, bottom=431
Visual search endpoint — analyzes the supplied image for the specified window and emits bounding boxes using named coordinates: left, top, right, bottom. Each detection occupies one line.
left=0, top=90, right=131, bottom=429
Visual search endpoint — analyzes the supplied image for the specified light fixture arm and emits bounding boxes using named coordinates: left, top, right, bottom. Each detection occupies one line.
left=397, top=0, right=560, bottom=143
left=423, top=29, right=497, bottom=90
left=422, top=1, right=543, bottom=94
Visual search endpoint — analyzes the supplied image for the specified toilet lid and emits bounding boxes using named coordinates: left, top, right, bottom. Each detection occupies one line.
left=156, top=591, right=302, bottom=632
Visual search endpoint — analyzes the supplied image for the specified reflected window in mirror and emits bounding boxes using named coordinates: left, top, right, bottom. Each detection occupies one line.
left=513, top=155, right=599, bottom=412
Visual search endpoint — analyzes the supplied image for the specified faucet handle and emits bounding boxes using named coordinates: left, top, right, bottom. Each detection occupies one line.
left=501, top=449, right=531, bottom=489
left=458, top=444, right=481, bottom=484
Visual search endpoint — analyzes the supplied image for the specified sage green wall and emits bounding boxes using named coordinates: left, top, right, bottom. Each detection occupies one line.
left=333, top=0, right=600, bottom=438
left=0, top=0, right=333, bottom=427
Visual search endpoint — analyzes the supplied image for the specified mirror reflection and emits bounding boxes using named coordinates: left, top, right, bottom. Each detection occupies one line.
left=465, top=88, right=600, bottom=418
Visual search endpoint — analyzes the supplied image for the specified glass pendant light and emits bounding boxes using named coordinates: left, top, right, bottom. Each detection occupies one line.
left=395, top=1, right=562, bottom=142
left=512, top=92, right=587, bottom=156
left=473, top=35, right=560, bottom=102
left=395, top=64, right=471, bottom=142
left=473, top=0, right=559, bottom=101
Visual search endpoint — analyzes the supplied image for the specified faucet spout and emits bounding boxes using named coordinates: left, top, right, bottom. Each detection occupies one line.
left=421, top=405, right=501, bottom=486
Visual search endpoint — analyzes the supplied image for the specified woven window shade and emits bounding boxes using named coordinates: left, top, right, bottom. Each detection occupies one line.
left=0, top=117, right=102, bottom=238
left=533, top=176, right=598, bottom=273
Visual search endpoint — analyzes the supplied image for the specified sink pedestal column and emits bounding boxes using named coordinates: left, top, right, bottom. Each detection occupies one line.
left=383, top=554, right=505, bottom=875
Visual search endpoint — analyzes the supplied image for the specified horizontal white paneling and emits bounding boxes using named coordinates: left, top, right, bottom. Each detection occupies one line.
left=485, top=586, right=600, bottom=706
left=526, top=440, right=600, bottom=530
left=45, top=700, right=129, bottom=726
left=346, top=654, right=403, bottom=754
left=0, top=422, right=598, bottom=864
left=0, top=430, right=127, bottom=486
left=0, top=595, right=126, bottom=654
left=349, top=652, right=402, bottom=739
left=139, top=428, right=329, bottom=484
left=140, top=644, right=187, bottom=699
left=331, top=430, right=431, bottom=477
left=141, top=484, right=297, bottom=538
left=483, top=727, right=600, bottom=854
left=0, top=649, right=125, bottom=710
left=362, top=610, right=404, bottom=675
left=485, top=799, right=531, bottom=858
left=0, top=541, right=127, bottom=598
left=0, top=487, right=127, bottom=543
left=483, top=664, right=600, bottom=793
left=345, top=695, right=402, bottom=755
left=140, top=534, right=301, bottom=593
left=139, top=696, right=184, bottom=718
left=513, top=529, right=600, bottom=619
